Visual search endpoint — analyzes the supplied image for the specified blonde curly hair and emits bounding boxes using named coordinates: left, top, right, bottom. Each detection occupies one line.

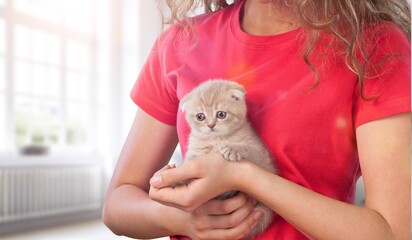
left=158, top=0, right=411, bottom=99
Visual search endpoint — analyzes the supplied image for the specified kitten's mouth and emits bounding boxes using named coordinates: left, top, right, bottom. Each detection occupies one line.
left=204, top=128, right=218, bottom=134
left=209, top=129, right=225, bottom=136
left=201, top=128, right=222, bottom=135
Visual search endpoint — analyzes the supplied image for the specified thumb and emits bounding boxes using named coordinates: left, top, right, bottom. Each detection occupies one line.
left=149, top=174, right=165, bottom=188
left=150, top=164, right=195, bottom=188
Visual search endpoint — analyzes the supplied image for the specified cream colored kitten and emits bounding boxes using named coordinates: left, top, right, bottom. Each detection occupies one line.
left=180, top=79, right=277, bottom=239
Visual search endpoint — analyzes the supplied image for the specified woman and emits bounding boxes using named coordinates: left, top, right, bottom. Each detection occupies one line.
left=103, top=0, right=411, bottom=239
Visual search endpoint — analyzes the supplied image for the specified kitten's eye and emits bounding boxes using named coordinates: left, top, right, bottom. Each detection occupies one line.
left=216, top=111, right=227, bottom=119
left=196, top=113, right=206, bottom=121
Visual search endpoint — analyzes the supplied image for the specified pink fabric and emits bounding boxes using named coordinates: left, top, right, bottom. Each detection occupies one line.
left=131, top=0, right=411, bottom=239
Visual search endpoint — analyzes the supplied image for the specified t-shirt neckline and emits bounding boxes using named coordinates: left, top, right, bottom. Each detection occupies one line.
left=230, top=0, right=302, bottom=47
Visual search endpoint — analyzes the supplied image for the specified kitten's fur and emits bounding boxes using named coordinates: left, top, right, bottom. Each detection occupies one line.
left=180, top=79, right=277, bottom=239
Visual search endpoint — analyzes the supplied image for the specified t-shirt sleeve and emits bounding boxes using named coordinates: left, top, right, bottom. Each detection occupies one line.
left=130, top=35, right=179, bottom=126
left=353, top=25, right=411, bottom=128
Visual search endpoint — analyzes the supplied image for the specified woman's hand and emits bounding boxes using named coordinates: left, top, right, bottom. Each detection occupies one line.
left=149, top=152, right=240, bottom=212
left=173, top=192, right=263, bottom=240
left=149, top=154, right=263, bottom=239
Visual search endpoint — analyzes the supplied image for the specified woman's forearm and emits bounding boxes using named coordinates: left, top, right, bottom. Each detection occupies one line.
left=236, top=161, right=396, bottom=240
left=102, top=184, right=178, bottom=239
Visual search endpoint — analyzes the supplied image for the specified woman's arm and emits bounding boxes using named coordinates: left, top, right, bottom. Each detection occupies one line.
left=103, top=109, right=260, bottom=239
left=150, top=113, right=411, bottom=239
left=102, top=108, right=180, bottom=238
left=355, top=112, right=411, bottom=239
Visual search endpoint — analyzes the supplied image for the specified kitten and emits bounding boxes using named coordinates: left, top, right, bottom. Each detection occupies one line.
left=180, top=79, right=277, bottom=239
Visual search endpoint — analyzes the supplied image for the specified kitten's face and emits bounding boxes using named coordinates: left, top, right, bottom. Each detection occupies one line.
left=181, top=81, right=247, bottom=137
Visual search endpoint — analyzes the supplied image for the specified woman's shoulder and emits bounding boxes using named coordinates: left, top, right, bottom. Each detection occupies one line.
left=360, top=22, right=410, bottom=63
left=363, top=22, right=409, bottom=46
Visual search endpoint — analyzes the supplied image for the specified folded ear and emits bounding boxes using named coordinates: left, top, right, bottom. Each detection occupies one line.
left=230, top=83, right=246, bottom=101
left=179, top=92, right=192, bottom=112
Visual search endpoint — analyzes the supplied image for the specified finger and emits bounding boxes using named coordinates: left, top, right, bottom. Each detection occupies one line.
left=202, top=198, right=256, bottom=230
left=195, top=192, right=249, bottom=216
left=150, top=163, right=196, bottom=188
left=217, top=193, right=253, bottom=215
left=203, top=210, right=262, bottom=240
left=153, top=164, right=175, bottom=175
left=149, top=180, right=208, bottom=212
left=150, top=164, right=175, bottom=185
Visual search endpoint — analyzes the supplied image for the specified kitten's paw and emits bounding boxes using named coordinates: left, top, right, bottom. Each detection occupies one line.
left=218, top=146, right=241, bottom=161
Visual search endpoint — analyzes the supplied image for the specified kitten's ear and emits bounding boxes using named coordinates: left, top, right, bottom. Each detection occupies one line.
left=179, top=93, right=191, bottom=112
left=230, top=84, right=246, bottom=101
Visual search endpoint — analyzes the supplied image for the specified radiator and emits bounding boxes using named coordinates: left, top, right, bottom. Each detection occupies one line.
left=0, top=164, right=104, bottom=225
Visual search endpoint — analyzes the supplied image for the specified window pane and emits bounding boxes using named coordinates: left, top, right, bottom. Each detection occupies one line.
left=15, top=0, right=61, bottom=24
left=64, top=0, right=92, bottom=33
left=14, top=97, right=32, bottom=147
left=66, top=40, right=90, bottom=72
left=66, top=103, right=88, bottom=146
left=47, top=34, right=60, bottom=65
left=32, top=64, right=47, bottom=96
left=38, top=1, right=61, bottom=24
left=0, top=57, right=5, bottom=91
left=40, top=100, right=61, bottom=146
left=66, top=72, right=89, bottom=101
left=47, top=67, right=60, bottom=97
left=0, top=95, right=6, bottom=152
left=15, top=25, right=31, bottom=59
left=32, top=29, right=47, bottom=63
left=0, top=20, right=5, bottom=54
left=14, top=60, right=31, bottom=94
left=14, top=0, right=30, bottom=12
left=15, top=97, right=61, bottom=148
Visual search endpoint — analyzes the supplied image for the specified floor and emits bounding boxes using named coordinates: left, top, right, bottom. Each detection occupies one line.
left=2, top=219, right=169, bottom=240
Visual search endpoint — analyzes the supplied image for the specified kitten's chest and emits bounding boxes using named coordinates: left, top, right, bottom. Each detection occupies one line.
left=187, top=136, right=230, bottom=157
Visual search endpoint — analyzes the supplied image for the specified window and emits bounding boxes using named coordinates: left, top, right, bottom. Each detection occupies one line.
left=1, top=0, right=97, bottom=155
left=14, top=25, right=62, bottom=148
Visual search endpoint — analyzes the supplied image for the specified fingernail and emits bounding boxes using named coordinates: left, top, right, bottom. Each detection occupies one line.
left=150, top=175, right=163, bottom=187
left=253, top=211, right=262, bottom=221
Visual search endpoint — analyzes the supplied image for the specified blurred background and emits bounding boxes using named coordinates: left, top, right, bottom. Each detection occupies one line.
left=0, top=0, right=366, bottom=239
left=0, top=0, right=172, bottom=239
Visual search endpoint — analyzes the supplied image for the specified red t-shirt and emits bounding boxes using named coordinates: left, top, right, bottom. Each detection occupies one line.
left=131, top=0, right=411, bottom=239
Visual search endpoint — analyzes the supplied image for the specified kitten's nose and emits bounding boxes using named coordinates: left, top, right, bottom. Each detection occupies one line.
left=207, top=123, right=216, bottom=129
